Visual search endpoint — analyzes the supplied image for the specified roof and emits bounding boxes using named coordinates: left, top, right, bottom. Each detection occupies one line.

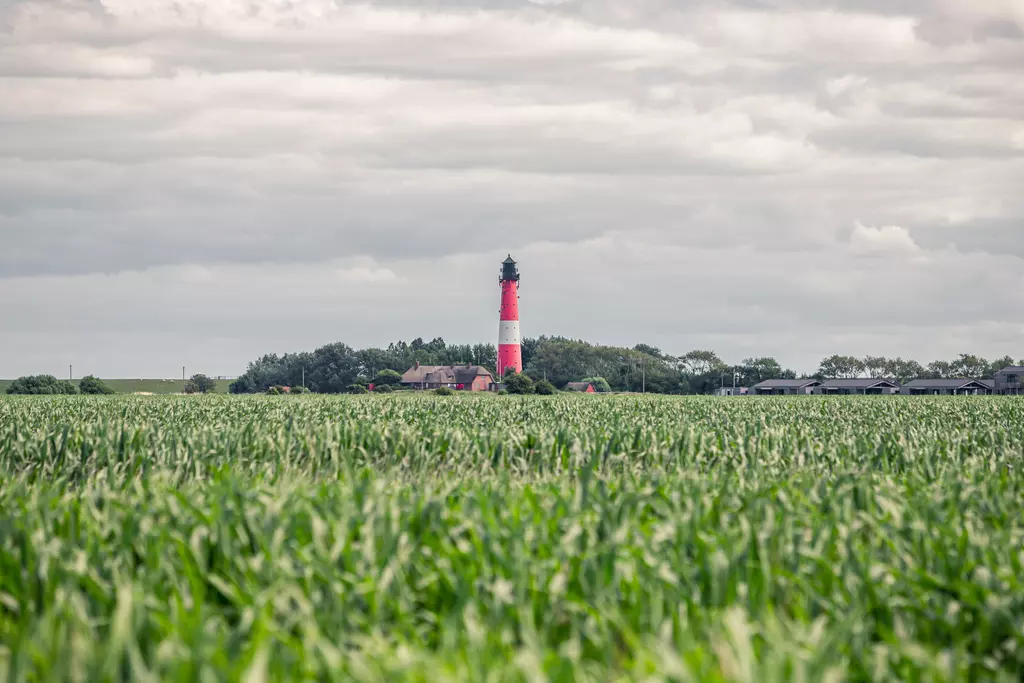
left=903, top=378, right=994, bottom=389
left=995, top=366, right=1024, bottom=373
left=752, top=379, right=820, bottom=388
left=503, top=254, right=517, bottom=264
left=821, top=378, right=900, bottom=389
left=565, top=382, right=593, bottom=391
left=401, top=364, right=494, bottom=385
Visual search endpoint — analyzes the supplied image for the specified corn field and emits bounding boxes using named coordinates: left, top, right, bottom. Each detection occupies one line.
left=1, top=394, right=1023, bottom=682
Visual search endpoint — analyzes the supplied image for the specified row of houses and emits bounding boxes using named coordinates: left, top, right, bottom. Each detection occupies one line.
left=725, top=366, right=1024, bottom=396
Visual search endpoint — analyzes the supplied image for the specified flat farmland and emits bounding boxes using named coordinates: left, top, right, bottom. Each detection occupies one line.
left=1, top=394, right=1022, bottom=681
left=0, top=378, right=234, bottom=395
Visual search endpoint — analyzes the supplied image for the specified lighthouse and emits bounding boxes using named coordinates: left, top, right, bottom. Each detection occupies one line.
left=498, top=255, right=523, bottom=379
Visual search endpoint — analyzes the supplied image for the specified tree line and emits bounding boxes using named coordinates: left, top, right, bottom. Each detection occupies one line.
left=814, top=354, right=1019, bottom=382
left=226, top=337, right=800, bottom=394
left=8, top=342, right=1016, bottom=396
left=228, top=337, right=1021, bottom=395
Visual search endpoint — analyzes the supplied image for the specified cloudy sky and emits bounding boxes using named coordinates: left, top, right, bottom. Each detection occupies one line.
left=2, top=0, right=1023, bottom=378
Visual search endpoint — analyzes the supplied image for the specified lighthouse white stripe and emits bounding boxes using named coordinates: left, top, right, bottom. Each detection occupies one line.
left=498, top=320, right=521, bottom=345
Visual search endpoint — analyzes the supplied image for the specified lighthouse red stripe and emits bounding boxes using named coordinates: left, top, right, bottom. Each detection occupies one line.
left=499, top=281, right=519, bottom=321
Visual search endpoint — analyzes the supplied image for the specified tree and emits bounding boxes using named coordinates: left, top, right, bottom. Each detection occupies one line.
left=737, top=358, right=794, bottom=386
left=885, top=358, right=925, bottom=383
left=950, top=353, right=990, bottom=379
left=184, top=374, right=217, bottom=394
left=926, top=360, right=953, bottom=379
left=7, top=375, right=79, bottom=395
left=504, top=373, right=535, bottom=395
left=679, top=350, right=725, bottom=376
left=346, top=384, right=368, bottom=394
left=374, top=369, right=403, bottom=387
left=633, top=343, right=664, bottom=359
left=817, top=355, right=865, bottom=379
left=862, top=356, right=889, bottom=378
left=534, top=379, right=556, bottom=395
left=79, top=376, right=115, bottom=395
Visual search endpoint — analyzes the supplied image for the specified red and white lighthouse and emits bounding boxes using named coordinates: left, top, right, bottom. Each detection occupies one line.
left=498, top=255, right=522, bottom=379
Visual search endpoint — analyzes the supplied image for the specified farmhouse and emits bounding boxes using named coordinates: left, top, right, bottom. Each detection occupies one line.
left=815, top=379, right=901, bottom=395
left=993, top=366, right=1024, bottom=395
left=565, top=382, right=597, bottom=393
left=900, top=379, right=993, bottom=396
left=401, top=363, right=495, bottom=391
left=750, top=379, right=821, bottom=395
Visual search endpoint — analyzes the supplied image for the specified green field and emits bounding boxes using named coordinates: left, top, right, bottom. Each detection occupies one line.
left=0, top=378, right=234, bottom=395
left=1, top=395, right=1023, bottom=681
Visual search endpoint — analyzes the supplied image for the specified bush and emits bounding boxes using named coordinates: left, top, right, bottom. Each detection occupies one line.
left=582, top=377, right=612, bottom=393
left=534, top=380, right=556, bottom=395
left=291, top=386, right=307, bottom=395
left=497, top=389, right=509, bottom=396
left=79, top=376, right=115, bottom=395
left=347, top=384, right=368, bottom=395
left=6, top=375, right=79, bottom=395
left=434, top=387, right=454, bottom=396
left=504, top=373, right=535, bottom=395
left=266, top=387, right=282, bottom=396
left=373, top=384, right=394, bottom=394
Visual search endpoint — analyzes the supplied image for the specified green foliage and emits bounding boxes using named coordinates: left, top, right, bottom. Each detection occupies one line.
left=266, top=386, right=283, bottom=396
left=290, top=386, right=308, bottom=395
left=78, top=376, right=115, bottom=395
left=581, top=377, right=611, bottom=393
left=1, top=396, right=1023, bottom=680
left=346, top=384, right=368, bottom=395
left=433, top=387, right=454, bottom=396
left=6, top=375, right=78, bottom=395
left=496, top=389, right=508, bottom=395
left=374, top=369, right=403, bottom=387
left=373, top=384, right=395, bottom=394
left=503, top=372, right=534, bottom=395
left=184, top=374, right=217, bottom=395
left=230, top=339, right=498, bottom=394
left=534, top=379, right=556, bottom=395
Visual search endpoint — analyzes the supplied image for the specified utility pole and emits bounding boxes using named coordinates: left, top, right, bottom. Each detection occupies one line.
left=69, top=365, right=73, bottom=381
left=641, top=358, right=646, bottom=393
left=302, top=366, right=305, bottom=389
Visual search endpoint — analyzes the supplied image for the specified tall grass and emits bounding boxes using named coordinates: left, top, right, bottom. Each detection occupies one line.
left=1, top=395, right=1023, bottom=681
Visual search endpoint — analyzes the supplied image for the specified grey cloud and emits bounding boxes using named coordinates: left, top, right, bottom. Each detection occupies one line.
left=1, top=0, right=1023, bottom=373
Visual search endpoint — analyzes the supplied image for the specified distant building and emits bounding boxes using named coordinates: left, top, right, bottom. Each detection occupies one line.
left=993, top=366, right=1024, bottom=395
left=565, top=382, right=597, bottom=393
left=400, top=363, right=495, bottom=391
left=900, top=379, right=993, bottom=396
left=716, top=386, right=748, bottom=396
left=750, top=379, right=821, bottom=395
left=814, top=379, right=901, bottom=395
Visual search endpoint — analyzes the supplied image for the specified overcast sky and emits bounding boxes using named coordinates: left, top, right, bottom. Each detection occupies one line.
left=2, top=0, right=1023, bottom=378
